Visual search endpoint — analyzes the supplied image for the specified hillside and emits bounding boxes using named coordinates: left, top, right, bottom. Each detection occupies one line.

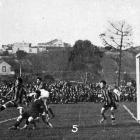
left=101, top=50, right=136, bottom=84
left=1, top=46, right=140, bottom=83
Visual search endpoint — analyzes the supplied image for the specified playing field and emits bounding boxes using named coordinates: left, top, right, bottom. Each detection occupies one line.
left=0, top=102, right=139, bottom=140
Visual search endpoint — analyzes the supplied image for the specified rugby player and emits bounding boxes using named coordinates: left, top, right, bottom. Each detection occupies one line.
left=0, top=77, right=27, bottom=112
left=99, top=80, right=117, bottom=125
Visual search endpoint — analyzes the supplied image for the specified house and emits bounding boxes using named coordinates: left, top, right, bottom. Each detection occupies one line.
left=1, top=40, right=71, bottom=54
left=2, top=44, right=13, bottom=51
left=12, top=42, right=31, bottom=53
left=46, top=39, right=65, bottom=47
left=37, top=39, right=71, bottom=52
left=38, top=39, right=67, bottom=48
left=37, top=46, right=46, bottom=52
left=0, top=60, right=15, bottom=75
left=1, top=44, right=13, bottom=54
left=29, top=46, right=39, bottom=54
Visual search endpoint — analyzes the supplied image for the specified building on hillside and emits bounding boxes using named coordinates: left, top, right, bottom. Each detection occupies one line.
left=12, top=42, right=31, bottom=53
left=7, top=49, right=13, bottom=54
left=29, top=46, right=39, bottom=54
left=38, top=46, right=46, bottom=52
left=46, top=39, right=65, bottom=47
left=1, top=44, right=13, bottom=54
left=1, top=39, right=71, bottom=54
left=7, top=47, right=13, bottom=54
left=0, top=60, right=15, bottom=75
left=36, top=39, right=71, bottom=52
left=2, top=44, right=13, bottom=51
left=37, top=39, right=70, bottom=48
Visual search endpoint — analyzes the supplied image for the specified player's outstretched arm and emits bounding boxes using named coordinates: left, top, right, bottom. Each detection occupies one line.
left=5, top=87, right=14, bottom=98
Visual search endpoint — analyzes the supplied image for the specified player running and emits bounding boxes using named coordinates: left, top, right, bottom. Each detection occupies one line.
left=99, top=80, right=117, bottom=125
left=9, top=90, right=52, bottom=130
left=0, top=77, right=27, bottom=112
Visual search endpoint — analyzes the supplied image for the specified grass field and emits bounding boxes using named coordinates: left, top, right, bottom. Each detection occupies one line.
left=0, top=102, right=139, bottom=140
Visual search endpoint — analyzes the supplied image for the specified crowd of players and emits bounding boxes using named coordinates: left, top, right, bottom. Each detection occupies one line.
left=0, top=79, right=136, bottom=105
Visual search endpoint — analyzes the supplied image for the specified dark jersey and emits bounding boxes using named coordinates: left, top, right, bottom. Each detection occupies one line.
left=21, top=99, right=45, bottom=119
left=12, top=85, right=26, bottom=104
left=35, top=82, right=43, bottom=90
left=101, top=88, right=117, bottom=110
left=101, top=88, right=115, bottom=104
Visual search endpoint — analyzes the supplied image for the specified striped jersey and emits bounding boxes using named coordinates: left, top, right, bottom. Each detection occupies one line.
left=100, top=88, right=115, bottom=104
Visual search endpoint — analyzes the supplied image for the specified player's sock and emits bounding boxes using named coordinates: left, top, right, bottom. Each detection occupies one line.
left=111, top=115, right=116, bottom=125
left=48, top=108, right=55, bottom=118
left=17, top=107, right=23, bottom=115
left=14, top=121, right=21, bottom=128
left=100, top=113, right=107, bottom=124
left=102, top=114, right=106, bottom=120
left=31, top=120, right=36, bottom=129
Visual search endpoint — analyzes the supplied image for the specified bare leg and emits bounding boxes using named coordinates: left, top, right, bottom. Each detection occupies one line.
left=0, top=101, right=15, bottom=112
left=110, top=107, right=116, bottom=125
left=100, top=107, right=107, bottom=124
left=9, top=115, right=23, bottom=130
left=41, top=114, right=53, bottom=128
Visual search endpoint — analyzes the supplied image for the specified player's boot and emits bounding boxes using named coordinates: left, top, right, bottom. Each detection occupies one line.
left=48, top=108, right=55, bottom=119
left=32, top=126, right=36, bottom=130
left=31, top=123, right=37, bottom=130
left=46, top=122, right=53, bottom=128
left=100, top=118, right=106, bottom=124
left=34, top=117, right=40, bottom=123
left=111, top=114, right=116, bottom=125
left=111, top=120, right=116, bottom=125
left=8, top=126, right=19, bottom=130
left=20, top=124, right=28, bottom=130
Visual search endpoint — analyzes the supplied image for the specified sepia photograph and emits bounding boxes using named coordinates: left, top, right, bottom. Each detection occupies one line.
left=0, top=0, right=140, bottom=139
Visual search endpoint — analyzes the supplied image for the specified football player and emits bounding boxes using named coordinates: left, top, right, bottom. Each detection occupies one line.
left=9, top=90, right=52, bottom=130
left=99, top=80, right=117, bottom=125
left=0, top=77, right=27, bottom=112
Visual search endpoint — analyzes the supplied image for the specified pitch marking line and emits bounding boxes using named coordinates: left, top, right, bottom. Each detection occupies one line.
left=0, top=117, right=17, bottom=124
left=122, top=104, right=137, bottom=122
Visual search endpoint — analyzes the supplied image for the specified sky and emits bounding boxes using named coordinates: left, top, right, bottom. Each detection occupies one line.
left=0, top=0, right=140, bottom=46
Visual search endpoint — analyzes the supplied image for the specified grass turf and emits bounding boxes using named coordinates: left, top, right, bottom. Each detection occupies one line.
left=0, top=102, right=139, bottom=140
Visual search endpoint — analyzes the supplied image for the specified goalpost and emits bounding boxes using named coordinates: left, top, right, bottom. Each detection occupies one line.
left=136, top=53, right=140, bottom=121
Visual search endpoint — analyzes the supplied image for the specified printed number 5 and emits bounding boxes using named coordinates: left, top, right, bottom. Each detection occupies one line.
left=72, top=125, right=78, bottom=133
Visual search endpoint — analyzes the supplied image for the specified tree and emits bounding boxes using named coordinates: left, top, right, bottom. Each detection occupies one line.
left=68, top=40, right=103, bottom=82
left=100, top=20, right=133, bottom=86
left=2, top=51, right=9, bottom=56
left=16, top=50, right=27, bottom=76
left=16, top=50, right=27, bottom=60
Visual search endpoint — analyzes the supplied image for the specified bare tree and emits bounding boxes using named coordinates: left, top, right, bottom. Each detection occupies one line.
left=100, top=20, right=133, bottom=86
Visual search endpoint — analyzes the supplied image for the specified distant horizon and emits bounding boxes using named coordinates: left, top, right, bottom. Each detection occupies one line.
left=0, top=0, right=140, bottom=47
left=1, top=38, right=140, bottom=48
